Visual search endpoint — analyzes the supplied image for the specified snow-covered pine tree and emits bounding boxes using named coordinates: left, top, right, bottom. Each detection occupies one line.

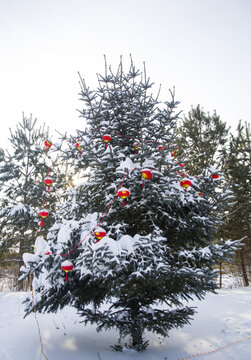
left=174, top=105, right=234, bottom=288
left=21, top=59, right=240, bottom=351
left=221, top=121, right=251, bottom=286
left=0, top=114, right=71, bottom=289
left=175, top=105, right=229, bottom=175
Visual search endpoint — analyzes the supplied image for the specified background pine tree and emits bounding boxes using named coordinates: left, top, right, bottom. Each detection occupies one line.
left=175, top=105, right=229, bottom=175
left=21, top=60, right=240, bottom=351
left=175, top=105, right=233, bottom=287
left=0, top=114, right=71, bottom=289
left=221, top=121, right=251, bottom=286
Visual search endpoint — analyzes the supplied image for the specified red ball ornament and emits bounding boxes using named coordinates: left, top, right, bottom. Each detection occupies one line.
left=141, top=169, right=152, bottom=187
left=44, top=140, right=52, bottom=150
left=180, top=179, right=192, bottom=191
left=94, top=227, right=107, bottom=242
left=118, top=187, right=130, bottom=207
left=75, top=142, right=82, bottom=156
left=44, top=177, right=53, bottom=192
left=44, top=177, right=53, bottom=186
left=76, top=142, right=82, bottom=150
left=102, top=134, right=111, bottom=149
left=39, top=209, right=49, bottom=218
left=212, top=174, right=220, bottom=179
left=198, top=192, right=203, bottom=196
left=179, top=163, right=185, bottom=167
left=133, top=142, right=139, bottom=154
left=61, top=260, right=74, bottom=282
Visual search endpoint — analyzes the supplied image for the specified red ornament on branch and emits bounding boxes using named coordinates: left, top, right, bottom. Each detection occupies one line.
left=44, top=140, right=52, bottom=151
left=61, top=260, right=74, bottom=282
left=141, top=169, right=152, bottom=187
left=44, top=177, right=53, bottom=186
left=180, top=179, right=192, bottom=191
left=39, top=209, right=49, bottom=227
left=94, top=227, right=107, bottom=242
left=212, top=173, right=220, bottom=179
left=133, top=142, right=139, bottom=154
left=102, top=134, right=111, bottom=149
left=118, top=187, right=130, bottom=207
left=76, top=142, right=82, bottom=156
left=44, top=177, right=53, bottom=192
left=40, top=209, right=49, bottom=218
left=76, top=142, right=82, bottom=150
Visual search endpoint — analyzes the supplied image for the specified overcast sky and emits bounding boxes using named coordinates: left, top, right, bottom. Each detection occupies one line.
left=0, top=0, right=250, bottom=146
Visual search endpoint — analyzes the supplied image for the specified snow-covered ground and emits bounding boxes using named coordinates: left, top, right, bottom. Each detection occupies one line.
left=0, top=288, right=251, bottom=360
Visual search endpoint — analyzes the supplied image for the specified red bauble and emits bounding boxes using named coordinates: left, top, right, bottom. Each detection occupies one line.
left=102, top=134, right=111, bottom=149
left=118, top=187, right=130, bottom=207
left=133, top=142, right=139, bottom=154
left=44, top=140, right=52, bottom=149
left=61, top=260, right=74, bottom=282
left=44, top=177, right=53, bottom=186
left=179, top=163, right=185, bottom=167
left=212, top=174, right=220, bottom=179
left=39, top=209, right=49, bottom=218
left=76, top=142, right=82, bottom=150
left=102, top=134, right=111, bottom=142
left=180, top=179, right=192, bottom=189
left=141, top=169, right=152, bottom=187
left=94, top=227, right=107, bottom=241
left=198, top=192, right=203, bottom=196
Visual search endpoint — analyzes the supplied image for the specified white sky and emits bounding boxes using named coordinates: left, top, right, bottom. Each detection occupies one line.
left=0, top=0, right=250, bottom=146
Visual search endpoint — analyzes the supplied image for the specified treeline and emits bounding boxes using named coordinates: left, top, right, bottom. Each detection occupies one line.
left=176, top=105, right=250, bottom=287
left=0, top=107, right=250, bottom=290
left=0, top=115, right=74, bottom=290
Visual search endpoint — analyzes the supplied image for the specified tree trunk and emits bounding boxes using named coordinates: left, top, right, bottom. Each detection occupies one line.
left=18, top=232, right=25, bottom=291
left=131, top=324, right=143, bottom=350
left=240, top=248, right=249, bottom=287
left=219, top=261, right=223, bottom=288
left=130, top=305, right=143, bottom=351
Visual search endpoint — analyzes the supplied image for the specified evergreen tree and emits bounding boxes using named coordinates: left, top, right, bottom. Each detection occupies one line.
left=175, top=105, right=229, bottom=175
left=221, top=121, right=251, bottom=286
left=0, top=115, right=71, bottom=288
left=21, top=60, right=240, bottom=351
left=175, top=106, right=231, bottom=287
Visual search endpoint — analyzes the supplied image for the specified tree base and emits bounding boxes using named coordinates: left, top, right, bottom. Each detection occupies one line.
left=111, top=338, right=149, bottom=352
